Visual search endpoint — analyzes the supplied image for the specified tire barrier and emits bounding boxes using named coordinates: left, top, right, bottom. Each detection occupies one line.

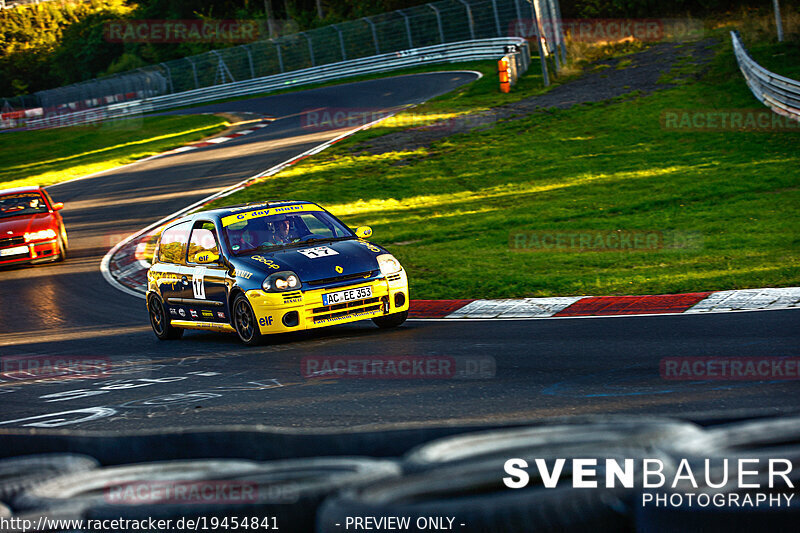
left=84, top=458, right=400, bottom=532
left=317, top=465, right=637, bottom=533
left=12, top=460, right=265, bottom=512
left=635, top=416, right=800, bottom=532
left=403, top=416, right=705, bottom=473
left=664, top=414, right=800, bottom=455
left=0, top=422, right=540, bottom=465
left=3, top=416, right=800, bottom=531
left=0, top=454, right=100, bottom=504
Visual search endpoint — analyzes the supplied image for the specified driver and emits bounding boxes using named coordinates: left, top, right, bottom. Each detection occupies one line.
left=269, top=216, right=294, bottom=244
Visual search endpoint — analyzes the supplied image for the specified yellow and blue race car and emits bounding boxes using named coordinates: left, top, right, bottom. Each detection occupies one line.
left=146, top=200, right=409, bottom=344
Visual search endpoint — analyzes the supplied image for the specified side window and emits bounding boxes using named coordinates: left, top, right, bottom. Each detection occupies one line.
left=157, top=222, right=191, bottom=264
left=187, top=222, right=220, bottom=264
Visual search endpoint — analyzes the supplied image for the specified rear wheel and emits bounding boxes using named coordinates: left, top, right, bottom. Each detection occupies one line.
left=233, top=294, right=263, bottom=346
left=147, top=294, right=183, bottom=340
left=373, top=310, right=408, bottom=329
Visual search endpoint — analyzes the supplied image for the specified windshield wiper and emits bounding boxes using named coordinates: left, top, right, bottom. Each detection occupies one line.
left=279, top=236, right=352, bottom=248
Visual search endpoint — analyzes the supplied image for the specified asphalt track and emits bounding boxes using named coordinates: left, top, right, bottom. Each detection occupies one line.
left=1, top=72, right=799, bottom=432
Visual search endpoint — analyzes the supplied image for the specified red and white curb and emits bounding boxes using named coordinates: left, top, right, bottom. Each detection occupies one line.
left=168, top=121, right=271, bottom=154
left=408, top=288, right=800, bottom=319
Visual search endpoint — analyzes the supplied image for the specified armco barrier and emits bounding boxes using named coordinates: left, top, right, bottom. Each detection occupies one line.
left=731, top=30, right=800, bottom=121
left=25, top=37, right=530, bottom=129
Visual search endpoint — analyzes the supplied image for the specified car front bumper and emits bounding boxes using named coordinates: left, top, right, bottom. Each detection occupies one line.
left=246, top=270, right=410, bottom=335
left=0, top=239, right=60, bottom=266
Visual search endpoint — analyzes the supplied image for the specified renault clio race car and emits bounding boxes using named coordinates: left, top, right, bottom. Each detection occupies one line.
left=146, top=201, right=409, bottom=344
left=0, top=186, right=68, bottom=267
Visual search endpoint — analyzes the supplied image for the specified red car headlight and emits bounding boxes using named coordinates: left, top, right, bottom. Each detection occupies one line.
left=24, top=229, right=57, bottom=243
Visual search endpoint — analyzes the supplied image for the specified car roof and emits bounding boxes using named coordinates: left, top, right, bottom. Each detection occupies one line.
left=0, top=186, right=43, bottom=196
left=189, top=200, right=319, bottom=221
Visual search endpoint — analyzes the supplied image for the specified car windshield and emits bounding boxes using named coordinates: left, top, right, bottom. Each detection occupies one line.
left=224, top=209, right=354, bottom=255
left=0, top=193, right=48, bottom=219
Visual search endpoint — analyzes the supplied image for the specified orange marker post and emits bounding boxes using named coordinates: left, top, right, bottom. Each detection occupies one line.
left=498, top=58, right=510, bottom=93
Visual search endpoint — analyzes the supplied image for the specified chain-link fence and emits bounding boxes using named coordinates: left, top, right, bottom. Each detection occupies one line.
left=2, top=0, right=565, bottom=117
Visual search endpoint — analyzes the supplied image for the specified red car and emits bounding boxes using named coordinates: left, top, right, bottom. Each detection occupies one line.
left=0, top=186, right=68, bottom=266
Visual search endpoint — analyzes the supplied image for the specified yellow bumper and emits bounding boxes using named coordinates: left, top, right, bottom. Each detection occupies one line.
left=246, top=271, right=409, bottom=335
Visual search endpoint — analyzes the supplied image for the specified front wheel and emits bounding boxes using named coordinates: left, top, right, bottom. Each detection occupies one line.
left=147, top=295, right=183, bottom=340
left=233, top=294, right=263, bottom=346
left=55, top=226, right=68, bottom=262
left=373, top=310, right=408, bottom=329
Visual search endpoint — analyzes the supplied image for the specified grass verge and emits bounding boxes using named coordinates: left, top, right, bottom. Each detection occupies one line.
left=0, top=115, right=229, bottom=190
left=206, top=32, right=800, bottom=299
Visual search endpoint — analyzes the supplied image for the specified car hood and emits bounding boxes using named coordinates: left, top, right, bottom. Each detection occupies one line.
left=232, top=239, right=387, bottom=283
left=0, top=212, right=56, bottom=236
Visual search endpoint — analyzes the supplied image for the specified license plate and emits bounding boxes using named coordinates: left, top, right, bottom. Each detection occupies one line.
left=0, top=245, right=29, bottom=257
left=322, top=286, right=372, bottom=306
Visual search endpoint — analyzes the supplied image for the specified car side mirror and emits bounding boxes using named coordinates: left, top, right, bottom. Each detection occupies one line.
left=355, top=226, right=373, bottom=239
left=52, top=202, right=64, bottom=211
left=196, top=251, right=220, bottom=264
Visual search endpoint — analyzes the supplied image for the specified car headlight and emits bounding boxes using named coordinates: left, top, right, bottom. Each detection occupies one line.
left=24, top=229, right=57, bottom=243
left=263, top=271, right=301, bottom=292
left=377, top=254, right=402, bottom=275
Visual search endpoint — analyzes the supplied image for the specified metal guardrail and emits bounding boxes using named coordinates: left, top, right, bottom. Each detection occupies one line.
left=3, top=0, right=561, bottom=115
left=731, top=30, right=800, bottom=121
left=25, top=37, right=531, bottom=129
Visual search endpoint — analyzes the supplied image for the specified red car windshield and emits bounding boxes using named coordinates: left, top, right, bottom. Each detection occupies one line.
left=0, top=193, right=48, bottom=220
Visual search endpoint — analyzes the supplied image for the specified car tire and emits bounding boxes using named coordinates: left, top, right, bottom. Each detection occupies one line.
left=373, top=310, right=408, bottom=329
left=318, top=468, right=632, bottom=533
left=55, top=226, right=68, bottom=262
left=85, top=458, right=401, bottom=532
left=403, top=416, right=705, bottom=473
left=12, top=459, right=263, bottom=512
left=233, top=294, right=263, bottom=346
left=147, top=294, right=183, bottom=340
left=0, top=454, right=99, bottom=504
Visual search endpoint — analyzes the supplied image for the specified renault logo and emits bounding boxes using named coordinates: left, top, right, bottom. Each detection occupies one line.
left=335, top=266, right=343, bottom=274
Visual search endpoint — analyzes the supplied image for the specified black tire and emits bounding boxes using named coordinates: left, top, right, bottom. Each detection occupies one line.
left=403, top=416, right=704, bottom=473
left=318, top=466, right=634, bottom=533
left=663, top=414, right=800, bottom=457
left=634, top=487, right=800, bottom=533
left=0, top=454, right=99, bottom=505
left=373, top=310, right=408, bottom=329
left=233, top=294, right=263, bottom=346
left=147, top=294, right=183, bottom=340
left=635, top=417, right=800, bottom=532
left=86, top=457, right=401, bottom=532
left=55, top=226, right=68, bottom=262
left=12, top=459, right=263, bottom=512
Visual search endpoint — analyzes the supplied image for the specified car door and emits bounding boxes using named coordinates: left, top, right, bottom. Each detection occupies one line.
left=154, top=221, right=192, bottom=320
left=185, top=220, right=229, bottom=323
